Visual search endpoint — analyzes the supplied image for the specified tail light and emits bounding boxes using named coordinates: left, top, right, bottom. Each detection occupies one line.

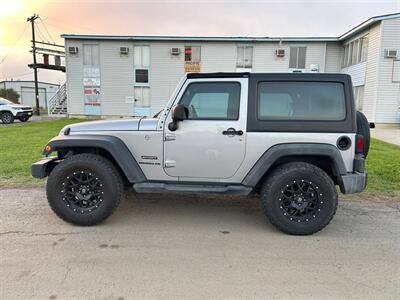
left=356, top=134, right=364, bottom=154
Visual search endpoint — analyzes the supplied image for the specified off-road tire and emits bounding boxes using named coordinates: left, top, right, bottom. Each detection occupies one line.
left=47, top=153, right=123, bottom=226
left=356, top=111, right=370, bottom=158
left=260, top=162, right=338, bottom=235
left=18, top=115, right=30, bottom=122
left=1, top=111, right=14, bottom=124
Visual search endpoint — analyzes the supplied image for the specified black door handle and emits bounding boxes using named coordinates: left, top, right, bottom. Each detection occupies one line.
left=222, top=128, right=243, bottom=136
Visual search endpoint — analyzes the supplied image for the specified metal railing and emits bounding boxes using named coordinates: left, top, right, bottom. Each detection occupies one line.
left=48, top=83, right=67, bottom=116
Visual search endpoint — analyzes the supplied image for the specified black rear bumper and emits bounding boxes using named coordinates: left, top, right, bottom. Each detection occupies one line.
left=31, top=157, right=59, bottom=179
left=339, top=154, right=367, bottom=194
left=340, top=172, right=367, bottom=194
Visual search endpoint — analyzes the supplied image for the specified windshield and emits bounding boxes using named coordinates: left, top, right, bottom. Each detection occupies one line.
left=0, top=97, right=13, bottom=105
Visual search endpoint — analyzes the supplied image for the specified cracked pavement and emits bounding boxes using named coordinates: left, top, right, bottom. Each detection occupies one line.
left=1, top=188, right=399, bottom=299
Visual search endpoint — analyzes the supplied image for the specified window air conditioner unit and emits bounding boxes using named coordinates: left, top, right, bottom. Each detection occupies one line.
left=275, top=49, right=285, bottom=57
left=384, top=49, right=398, bottom=58
left=68, top=47, right=78, bottom=54
left=120, top=47, right=129, bottom=55
left=310, top=64, right=320, bottom=73
left=171, top=48, right=181, bottom=56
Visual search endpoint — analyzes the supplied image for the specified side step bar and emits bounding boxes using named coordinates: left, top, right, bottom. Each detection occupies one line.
left=133, top=182, right=252, bottom=196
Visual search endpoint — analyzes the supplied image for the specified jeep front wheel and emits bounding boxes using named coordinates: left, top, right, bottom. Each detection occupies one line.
left=260, top=162, right=338, bottom=235
left=47, top=153, right=123, bottom=226
left=1, top=112, right=14, bottom=124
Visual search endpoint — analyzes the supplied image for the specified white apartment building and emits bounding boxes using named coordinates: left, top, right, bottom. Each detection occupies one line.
left=62, top=13, right=400, bottom=123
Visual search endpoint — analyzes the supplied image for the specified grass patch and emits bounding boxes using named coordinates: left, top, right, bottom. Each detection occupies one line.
left=0, top=119, right=86, bottom=188
left=0, top=120, right=399, bottom=198
left=364, top=138, right=400, bottom=192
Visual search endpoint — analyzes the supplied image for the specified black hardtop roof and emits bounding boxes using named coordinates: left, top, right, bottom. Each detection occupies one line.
left=186, top=72, right=351, bottom=80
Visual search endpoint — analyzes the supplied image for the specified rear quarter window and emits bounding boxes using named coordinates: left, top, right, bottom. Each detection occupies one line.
left=258, top=82, right=346, bottom=121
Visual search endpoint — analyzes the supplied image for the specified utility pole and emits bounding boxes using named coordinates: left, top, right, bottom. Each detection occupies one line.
left=27, top=14, right=40, bottom=115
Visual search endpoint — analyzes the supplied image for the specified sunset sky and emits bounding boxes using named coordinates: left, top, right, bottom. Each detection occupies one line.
left=0, top=0, right=399, bottom=84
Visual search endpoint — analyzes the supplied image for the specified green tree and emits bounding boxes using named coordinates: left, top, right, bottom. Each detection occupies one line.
left=0, top=88, right=20, bottom=104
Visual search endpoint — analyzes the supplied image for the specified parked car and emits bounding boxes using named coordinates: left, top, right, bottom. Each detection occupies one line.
left=32, top=73, right=370, bottom=235
left=0, top=97, right=33, bottom=124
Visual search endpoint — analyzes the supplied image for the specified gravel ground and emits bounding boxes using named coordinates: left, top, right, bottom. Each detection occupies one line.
left=1, top=189, right=399, bottom=300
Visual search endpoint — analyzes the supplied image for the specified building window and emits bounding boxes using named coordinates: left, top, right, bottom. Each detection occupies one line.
left=351, top=40, right=359, bottom=65
left=342, top=34, right=369, bottom=68
left=343, top=45, right=349, bottom=68
left=289, top=47, right=306, bottom=69
left=236, top=46, right=253, bottom=69
left=135, top=69, right=148, bottom=83
left=353, top=85, right=365, bottom=111
left=134, top=46, right=150, bottom=85
left=360, top=35, right=369, bottom=62
left=184, top=46, right=201, bottom=63
left=347, top=43, right=353, bottom=66
left=83, top=44, right=99, bottom=66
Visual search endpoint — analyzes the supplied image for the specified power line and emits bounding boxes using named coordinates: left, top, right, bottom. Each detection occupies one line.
left=0, top=69, right=41, bottom=81
left=35, top=25, right=49, bottom=43
left=39, top=17, right=57, bottom=44
left=0, top=24, right=29, bottom=66
left=43, top=17, right=96, bottom=33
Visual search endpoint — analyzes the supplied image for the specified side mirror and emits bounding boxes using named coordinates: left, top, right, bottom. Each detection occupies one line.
left=168, top=104, right=188, bottom=131
left=172, top=104, right=188, bottom=122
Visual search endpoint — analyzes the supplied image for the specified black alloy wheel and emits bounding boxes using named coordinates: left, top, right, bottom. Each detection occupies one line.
left=62, top=171, right=105, bottom=214
left=278, top=180, right=321, bottom=223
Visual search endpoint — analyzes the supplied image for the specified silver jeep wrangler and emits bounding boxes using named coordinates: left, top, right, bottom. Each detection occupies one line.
left=32, top=73, right=369, bottom=235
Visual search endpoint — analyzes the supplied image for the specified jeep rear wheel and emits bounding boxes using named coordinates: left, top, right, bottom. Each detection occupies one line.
left=1, top=112, right=14, bottom=124
left=260, top=162, right=338, bottom=235
left=47, top=153, right=123, bottom=226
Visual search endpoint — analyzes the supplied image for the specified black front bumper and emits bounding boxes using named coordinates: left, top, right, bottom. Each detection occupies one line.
left=16, top=111, right=33, bottom=118
left=31, top=157, right=59, bottom=179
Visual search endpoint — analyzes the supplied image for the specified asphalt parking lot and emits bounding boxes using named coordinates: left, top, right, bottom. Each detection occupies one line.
left=1, top=189, right=399, bottom=299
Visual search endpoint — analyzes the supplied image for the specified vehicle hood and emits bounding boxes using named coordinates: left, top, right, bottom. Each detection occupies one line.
left=63, top=118, right=159, bottom=134
left=7, top=104, right=32, bottom=109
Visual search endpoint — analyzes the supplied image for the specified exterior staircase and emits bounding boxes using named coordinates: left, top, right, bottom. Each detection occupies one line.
left=48, top=83, right=67, bottom=116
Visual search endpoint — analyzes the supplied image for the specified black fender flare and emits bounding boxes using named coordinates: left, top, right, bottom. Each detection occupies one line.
left=242, top=143, right=348, bottom=187
left=45, top=134, right=147, bottom=183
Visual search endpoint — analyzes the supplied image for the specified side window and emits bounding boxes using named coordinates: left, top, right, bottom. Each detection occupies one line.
left=258, top=82, right=346, bottom=121
left=179, top=82, right=241, bottom=120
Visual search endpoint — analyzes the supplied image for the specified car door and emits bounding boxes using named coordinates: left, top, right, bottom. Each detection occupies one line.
left=163, top=78, right=248, bottom=180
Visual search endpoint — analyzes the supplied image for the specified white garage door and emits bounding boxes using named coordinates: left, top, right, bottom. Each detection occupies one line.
left=20, top=87, right=47, bottom=109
